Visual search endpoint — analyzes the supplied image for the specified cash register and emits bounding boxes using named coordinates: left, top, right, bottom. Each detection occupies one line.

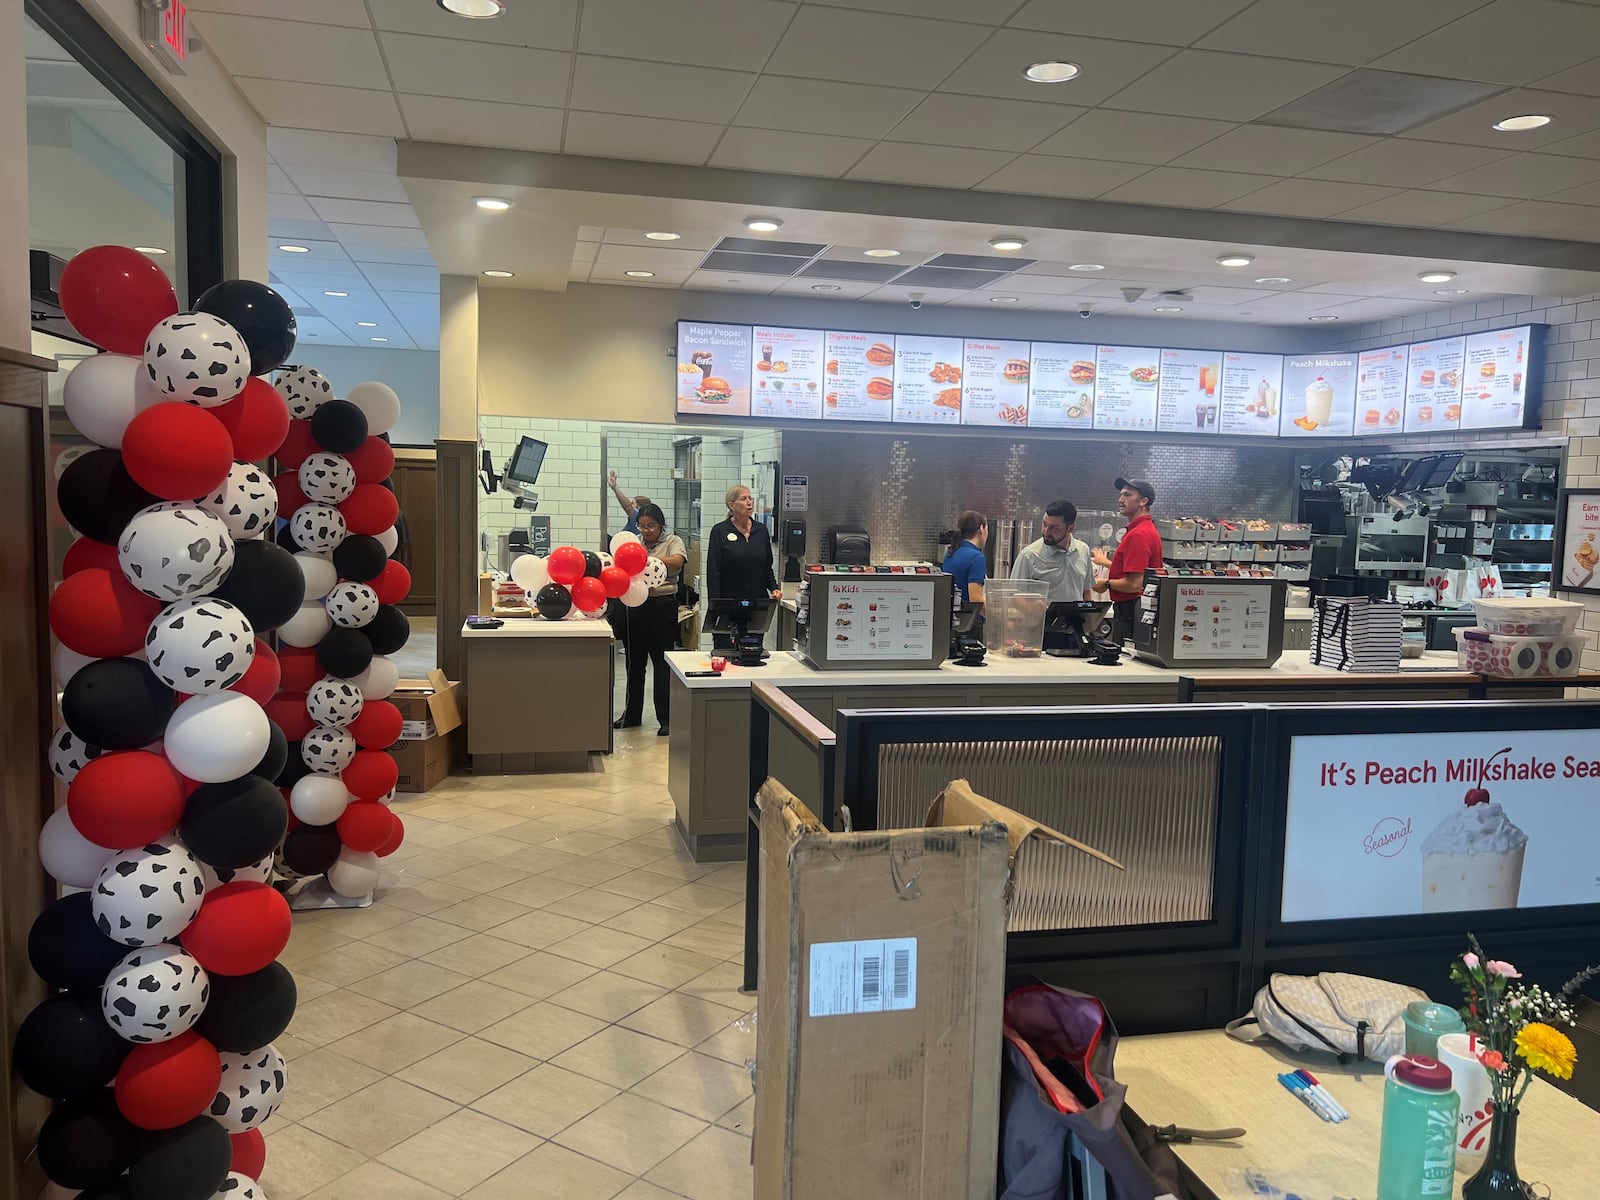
left=1044, top=600, right=1113, bottom=657
left=705, top=598, right=772, bottom=667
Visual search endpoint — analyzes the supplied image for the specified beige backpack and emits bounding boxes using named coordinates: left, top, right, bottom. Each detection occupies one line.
left=1226, top=972, right=1428, bottom=1063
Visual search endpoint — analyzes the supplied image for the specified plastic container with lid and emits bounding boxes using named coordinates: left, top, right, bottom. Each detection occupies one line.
left=1455, top=628, right=1584, bottom=677
left=1377, top=1055, right=1458, bottom=1200
left=983, top=579, right=1049, bottom=658
left=1471, top=596, right=1582, bottom=636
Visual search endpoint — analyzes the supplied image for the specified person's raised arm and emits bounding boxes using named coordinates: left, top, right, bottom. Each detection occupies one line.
left=607, top=469, right=634, bottom=516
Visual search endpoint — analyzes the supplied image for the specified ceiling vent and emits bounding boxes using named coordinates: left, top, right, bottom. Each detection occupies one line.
left=1120, top=286, right=1147, bottom=304
left=1254, top=69, right=1502, bottom=136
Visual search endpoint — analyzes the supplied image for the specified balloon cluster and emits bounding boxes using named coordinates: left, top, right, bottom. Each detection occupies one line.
left=29, top=246, right=302, bottom=1198
left=511, top=529, right=666, bottom=620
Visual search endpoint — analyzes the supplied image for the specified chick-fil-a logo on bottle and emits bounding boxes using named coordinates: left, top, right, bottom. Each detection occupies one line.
left=1364, top=816, right=1413, bottom=857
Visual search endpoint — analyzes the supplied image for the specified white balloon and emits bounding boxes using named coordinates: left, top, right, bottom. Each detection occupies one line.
left=299, top=452, right=356, bottom=505
left=145, top=596, right=255, bottom=694
left=54, top=643, right=98, bottom=687
left=53, top=445, right=92, bottom=481
left=597, top=551, right=614, bottom=571
left=510, top=554, right=549, bottom=592
left=143, top=313, right=247, bottom=406
left=294, top=551, right=338, bottom=600
left=199, top=851, right=274, bottom=893
left=92, top=837, right=206, bottom=948
left=166, top=693, right=270, bottom=784
left=327, top=849, right=380, bottom=898
left=353, top=655, right=400, bottom=700
left=610, top=530, right=643, bottom=553
left=278, top=602, right=332, bottom=648
left=621, top=576, right=649, bottom=608
left=119, top=502, right=235, bottom=601
left=376, top=525, right=399, bottom=556
left=197, top=463, right=277, bottom=540
left=62, top=353, right=161, bottom=448
left=39, top=808, right=115, bottom=888
left=642, top=557, right=668, bottom=589
left=345, top=381, right=401, bottom=437
left=290, top=774, right=350, bottom=825
left=212, top=1044, right=287, bottom=1132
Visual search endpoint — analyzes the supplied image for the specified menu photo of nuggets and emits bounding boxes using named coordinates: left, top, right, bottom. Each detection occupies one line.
left=824, top=330, right=895, bottom=422
left=675, top=322, right=752, bottom=416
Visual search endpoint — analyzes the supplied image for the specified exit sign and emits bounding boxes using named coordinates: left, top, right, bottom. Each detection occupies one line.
left=140, top=0, right=189, bottom=76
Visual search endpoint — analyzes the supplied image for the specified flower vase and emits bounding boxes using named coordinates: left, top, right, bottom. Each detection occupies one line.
left=1462, top=1107, right=1534, bottom=1200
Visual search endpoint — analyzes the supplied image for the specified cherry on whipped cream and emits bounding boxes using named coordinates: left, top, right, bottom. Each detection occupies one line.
left=1464, top=787, right=1491, bottom=806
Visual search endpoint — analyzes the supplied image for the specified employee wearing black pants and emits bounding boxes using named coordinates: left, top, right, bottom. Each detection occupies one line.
left=706, top=485, right=781, bottom=650
left=614, top=505, right=686, bottom=736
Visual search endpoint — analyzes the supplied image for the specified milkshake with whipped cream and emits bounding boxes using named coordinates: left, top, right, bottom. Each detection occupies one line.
left=1421, top=801, right=1527, bottom=912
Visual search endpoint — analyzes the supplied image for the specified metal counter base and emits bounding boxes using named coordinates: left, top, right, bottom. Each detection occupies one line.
left=462, top=621, right=615, bottom=771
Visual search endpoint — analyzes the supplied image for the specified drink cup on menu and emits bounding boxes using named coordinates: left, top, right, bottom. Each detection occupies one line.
left=1420, top=797, right=1527, bottom=912
left=1305, top=377, right=1335, bottom=427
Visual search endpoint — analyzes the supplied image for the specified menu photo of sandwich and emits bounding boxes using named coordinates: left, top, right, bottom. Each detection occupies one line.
left=1003, top=358, right=1030, bottom=384
left=866, top=342, right=894, bottom=367
left=1069, top=360, right=1096, bottom=384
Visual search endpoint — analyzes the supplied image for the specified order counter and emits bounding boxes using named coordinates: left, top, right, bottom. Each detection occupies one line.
left=461, top=620, right=614, bottom=772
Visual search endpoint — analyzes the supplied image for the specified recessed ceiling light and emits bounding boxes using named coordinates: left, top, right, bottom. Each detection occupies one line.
left=810, top=284, right=841, bottom=292
left=1216, top=253, right=1255, bottom=267
left=357, top=321, right=379, bottom=328
left=134, top=246, right=167, bottom=255
left=624, top=270, right=655, bottom=278
left=989, top=296, right=1019, bottom=304
left=278, top=245, right=310, bottom=254
left=988, top=235, right=1028, bottom=251
left=644, top=231, right=680, bottom=241
left=1417, top=269, right=1457, bottom=283
left=1254, top=276, right=1292, bottom=285
left=863, top=248, right=900, bottom=258
left=1067, top=263, right=1105, bottom=272
left=482, top=269, right=514, bottom=278
left=1435, top=288, right=1471, bottom=296
left=1493, top=114, right=1551, bottom=132
left=744, top=217, right=783, bottom=233
left=436, top=0, right=505, bottom=16
left=1024, top=61, right=1081, bottom=83
left=473, top=196, right=512, bottom=211
left=323, top=290, right=348, bottom=298
left=1308, top=315, right=1340, bottom=322
left=1153, top=306, right=1183, bottom=313
left=369, top=336, right=390, bottom=342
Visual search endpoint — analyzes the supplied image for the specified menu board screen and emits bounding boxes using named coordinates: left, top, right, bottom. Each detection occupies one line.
left=1461, top=327, right=1531, bottom=430
left=1279, top=353, right=1357, bottom=437
left=960, top=339, right=1033, bottom=427
left=1354, top=346, right=1409, bottom=437
left=893, top=335, right=964, bottom=425
left=823, top=331, right=894, bottom=423
left=1028, top=343, right=1098, bottom=430
left=1218, top=352, right=1283, bottom=436
left=676, top=322, right=752, bottom=416
left=751, top=327, right=824, bottom=421
left=1093, top=345, right=1160, bottom=432
left=1401, top=339, right=1462, bottom=434
left=1156, top=348, right=1222, bottom=434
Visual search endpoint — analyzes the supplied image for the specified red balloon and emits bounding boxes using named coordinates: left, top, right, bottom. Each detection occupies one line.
left=115, top=1031, right=222, bottom=1131
left=68, top=750, right=184, bottom=849
left=122, top=403, right=232, bottom=500
left=273, top=469, right=309, bottom=515
left=283, top=803, right=301, bottom=834
left=231, top=1128, right=267, bottom=1180
left=343, top=749, right=398, bottom=801
left=547, top=546, right=587, bottom=586
left=63, top=536, right=121, bottom=577
left=344, top=436, right=395, bottom=485
left=59, top=245, right=179, bottom=355
left=599, top=565, right=632, bottom=599
left=180, top=882, right=292, bottom=976
left=49, top=566, right=162, bottom=658
left=371, top=560, right=411, bottom=606
left=230, top=640, right=281, bottom=705
left=337, top=801, right=393, bottom=852
left=571, top=575, right=608, bottom=613
left=275, top=419, right=319, bottom=470
left=613, top=542, right=649, bottom=576
left=339, top=483, right=398, bottom=536
left=265, top=692, right=314, bottom=742
left=276, top=647, right=322, bottom=694
left=349, top=700, right=402, bottom=751
left=214, top=377, right=290, bottom=463
left=375, top=816, right=405, bottom=858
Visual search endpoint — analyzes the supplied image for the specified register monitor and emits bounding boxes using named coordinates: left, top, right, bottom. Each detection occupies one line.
left=705, top=598, right=773, bottom=666
left=1044, top=600, right=1112, bottom=657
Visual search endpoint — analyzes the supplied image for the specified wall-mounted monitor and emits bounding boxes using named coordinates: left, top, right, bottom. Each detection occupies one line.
left=505, top=436, right=549, bottom=485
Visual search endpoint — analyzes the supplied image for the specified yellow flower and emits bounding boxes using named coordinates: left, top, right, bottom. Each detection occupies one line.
left=1515, top=1023, right=1577, bottom=1080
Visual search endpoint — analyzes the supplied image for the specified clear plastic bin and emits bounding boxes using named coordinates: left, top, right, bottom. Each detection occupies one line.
left=983, top=579, right=1050, bottom=658
left=1471, top=597, right=1582, bottom=636
left=1455, top=628, right=1584, bottom=677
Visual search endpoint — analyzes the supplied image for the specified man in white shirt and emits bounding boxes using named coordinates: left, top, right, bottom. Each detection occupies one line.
left=1009, top=500, right=1094, bottom=601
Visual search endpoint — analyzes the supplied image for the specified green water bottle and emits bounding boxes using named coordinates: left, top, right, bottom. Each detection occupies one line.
left=1377, top=1055, right=1458, bottom=1199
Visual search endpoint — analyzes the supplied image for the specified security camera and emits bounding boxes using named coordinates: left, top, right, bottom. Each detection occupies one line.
left=1078, top=308, right=1093, bottom=319
left=909, top=294, right=924, bottom=310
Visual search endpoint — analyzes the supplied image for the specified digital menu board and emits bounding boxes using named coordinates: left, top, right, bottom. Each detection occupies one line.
left=1279, top=353, right=1357, bottom=437
left=1028, top=342, right=1098, bottom=430
left=751, top=326, right=824, bottom=421
left=1156, top=348, right=1222, bottom=435
left=961, top=338, right=1032, bottom=427
left=1218, top=352, right=1283, bottom=437
left=676, top=322, right=752, bottom=417
left=822, top=331, right=893, bottom=423
left=1401, top=338, right=1462, bottom=435
left=1461, top=328, right=1530, bottom=430
left=1093, top=345, right=1160, bottom=432
left=1355, top=345, right=1409, bottom=437
left=892, top=335, right=964, bottom=425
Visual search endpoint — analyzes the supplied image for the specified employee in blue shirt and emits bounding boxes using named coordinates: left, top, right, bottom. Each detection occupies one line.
left=943, top=510, right=988, bottom=606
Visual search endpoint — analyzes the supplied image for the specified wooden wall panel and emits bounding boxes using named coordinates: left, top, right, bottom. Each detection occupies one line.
left=436, top=439, right=478, bottom=681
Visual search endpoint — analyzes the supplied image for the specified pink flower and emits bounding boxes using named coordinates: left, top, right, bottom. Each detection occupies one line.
left=1462, top=953, right=1481, bottom=970
left=1480, top=1050, right=1506, bottom=1071
left=1485, top=960, right=1522, bottom=979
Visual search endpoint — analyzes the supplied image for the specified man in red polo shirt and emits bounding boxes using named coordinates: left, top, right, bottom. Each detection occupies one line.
left=1092, top=477, right=1163, bottom=644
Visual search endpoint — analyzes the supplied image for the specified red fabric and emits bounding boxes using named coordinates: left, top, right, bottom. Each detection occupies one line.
left=1107, top=513, right=1162, bottom=603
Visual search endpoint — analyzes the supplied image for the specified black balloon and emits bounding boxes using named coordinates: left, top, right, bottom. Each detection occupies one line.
left=37, top=1089, right=140, bottom=1190
left=583, top=551, right=603, bottom=578
left=62, top=658, right=175, bottom=750
left=127, top=1115, right=232, bottom=1200
left=13, top=992, right=132, bottom=1100
left=275, top=520, right=304, bottom=553
left=77, top=1183, right=134, bottom=1200
left=535, top=583, right=573, bottom=620
left=213, top=539, right=304, bottom=632
left=277, top=740, right=313, bottom=788
left=282, top=823, right=342, bottom=877
left=194, top=279, right=297, bottom=376
left=253, top=719, right=289, bottom=782
left=309, top=399, right=368, bottom=453
left=58, top=449, right=159, bottom=544
left=30, top=892, right=127, bottom=992
left=181, top=775, right=289, bottom=869
left=317, top=625, right=374, bottom=678
left=195, top=962, right=297, bottom=1054
left=332, top=534, right=387, bottom=583
left=365, top=605, right=410, bottom=654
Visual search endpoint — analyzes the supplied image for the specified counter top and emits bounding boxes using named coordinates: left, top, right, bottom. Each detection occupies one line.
left=462, top=619, right=614, bottom=639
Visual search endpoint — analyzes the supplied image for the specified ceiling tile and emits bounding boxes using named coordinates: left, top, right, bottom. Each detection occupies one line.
left=1031, top=110, right=1235, bottom=164
left=769, top=277, right=880, bottom=300
left=1402, top=89, right=1600, bottom=150
left=366, top=0, right=577, bottom=48
left=268, top=193, right=317, bottom=221
left=593, top=245, right=706, bottom=270
left=708, top=128, right=874, bottom=177
left=195, top=15, right=389, bottom=88
left=1444, top=200, right=1596, bottom=238
left=1197, top=0, right=1471, bottom=65
left=861, top=284, right=967, bottom=306
left=379, top=33, right=571, bottom=107
left=845, top=142, right=1019, bottom=189
left=1216, top=178, right=1403, bottom=219
left=813, top=0, right=997, bottom=20
left=1005, top=0, right=1255, bottom=44
left=1098, top=165, right=1280, bottom=207
left=1549, top=180, right=1600, bottom=206
left=1172, top=125, right=1376, bottom=174
left=572, top=242, right=598, bottom=264
left=590, top=265, right=692, bottom=286
left=325, top=224, right=430, bottom=249
left=1429, top=152, right=1600, bottom=200
left=765, top=8, right=989, bottom=90
left=358, top=264, right=441, bottom=293
left=571, top=57, right=756, bottom=124
left=1332, top=189, right=1518, bottom=227
left=939, top=30, right=1177, bottom=107
left=732, top=76, right=922, bottom=139
left=1103, top=51, right=1349, bottom=121
left=578, top=225, right=605, bottom=241
left=284, top=166, right=411, bottom=203
left=1372, top=0, right=1600, bottom=85
left=268, top=217, right=336, bottom=242
left=971, top=273, right=1087, bottom=296
left=239, top=80, right=405, bottom=137
left=578, top=0, right=794, bottom=66
left=684, top=272, right=783, bottom=294
left=306, top=198, right=421, bottom=228
left=398, top=96, right=564, bottom=153
left=602, top=229, right=722, bottom=252
left=1532, top=56, right=1600, bottom=98
left=266, top=164, right=297, bottom=194
left=267, top=130, right=397, bottom=172
left=563, top=112, right=723, bottom=165
left=889, top=94, right=1084, bottom=152
left=1545, top=129, right=1600, bottom=160
left=1300, top=138, right=1512, bottom=187
left=975, top=154, right=1150, bottom=198
left=190, top=0, right=370, bottom=26
left=340, top=244, right=437, bottom=267
left=569, top=263, right=591, bottom=282
left=1182, top=285, right=1283, bottom=305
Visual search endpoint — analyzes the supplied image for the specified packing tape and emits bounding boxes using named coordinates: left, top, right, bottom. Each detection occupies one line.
left=1546, top=640, right=1579, bottom=675
left=1504, top=637, right=1542, bottom=677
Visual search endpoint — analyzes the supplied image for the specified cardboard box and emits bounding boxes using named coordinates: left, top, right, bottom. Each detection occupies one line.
left=389, top=670, right=463, bottom=793
left=754, top=779, right=1116, bottom=1200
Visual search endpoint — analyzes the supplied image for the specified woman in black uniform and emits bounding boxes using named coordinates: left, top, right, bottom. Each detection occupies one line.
left=706, top=484, right=780, bottom=649
left=614, top=504, right=685, bottom=736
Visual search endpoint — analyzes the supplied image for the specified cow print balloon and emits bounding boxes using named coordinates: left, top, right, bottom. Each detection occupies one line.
left=325, top=581, right=379, bottom=629
left=276, top=365, right=334, bottom=420
left=143, top=313, right=248, bottom=406
left=301, top=724, right=357, bottom=775
left=210, top=1044, right=287, bottom=1132
left=145, top=597, right=255, bottom=694
left=49, top=723, right=105, bottom=786
left=199, top=852, right=274, bottom=894
left=306, top=677, right=364, bottom=727
left=289, top=503, right=347, bottom=556
left=212, top=1173, right=265, bottom=1198
left=198, top=462, right=277, bottom=540
left=298, top=452, right=356, bottom=505
left=101, top=943, right=210, bottom=1043
left=119, top=501, right=235, bottom=601
left=91, top=836, right=206, bottom=948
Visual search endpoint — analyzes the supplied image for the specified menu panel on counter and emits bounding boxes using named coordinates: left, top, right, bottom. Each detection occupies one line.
left=1279, top=353, right=1357, bottom=437
left=1093, top=345, right=1160, bottom=432
left=1218, top=352, right=1284, bottom=436
left=1169, top=583, right=1272, bottom=662
left=823, top=331, right=894, bottom=423
left=825, top=579, right=936, bottom=661
left=1156, top=348, right=1222, bottom=434
left=676, top=322, right=753, bottom=417
left=1461, top=327, right=1531, bottom=430
left=751, top=326, right=824, bottom=421
left=960, top=339, right=1033, bottom=427
left=892, top=335, right=964, bottom=424
left=1028, top=342, right=1099, bottom=430
left=1400, top=338, right=1462, bottom=434
left=1355, top=346, right=1409, bottom=436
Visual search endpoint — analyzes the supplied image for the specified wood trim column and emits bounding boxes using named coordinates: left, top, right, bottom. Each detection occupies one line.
left=436, top=438, right=478, bottom=681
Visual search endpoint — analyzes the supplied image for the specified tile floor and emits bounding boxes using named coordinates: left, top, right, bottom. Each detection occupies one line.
left=262, top=726, right=755, bottom=1199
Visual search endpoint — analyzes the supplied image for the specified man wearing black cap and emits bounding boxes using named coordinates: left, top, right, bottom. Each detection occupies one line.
left=1093, top=478, right=1162, bottom=645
